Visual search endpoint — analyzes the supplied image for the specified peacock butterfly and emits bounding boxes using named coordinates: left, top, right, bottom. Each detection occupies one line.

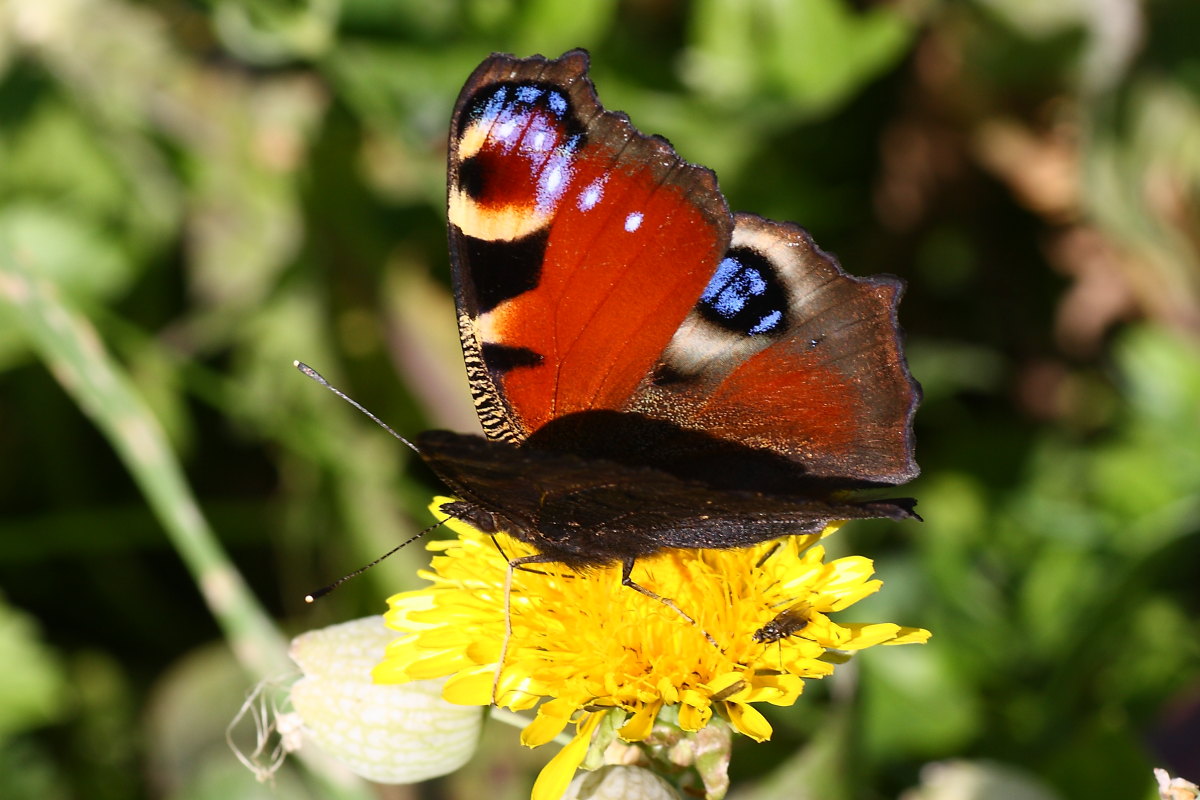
left=416, top=49, right=920, bottom=595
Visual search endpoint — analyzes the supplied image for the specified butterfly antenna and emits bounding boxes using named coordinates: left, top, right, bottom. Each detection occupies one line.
left=293, top=361, right=420, bottom=454
left=304, top=518, right=447, bottom=602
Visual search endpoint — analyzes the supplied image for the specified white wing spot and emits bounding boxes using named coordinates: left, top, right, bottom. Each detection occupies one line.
left=578, top=178, right=606, bottom=211
left=496, top=120, right=517, bottom=143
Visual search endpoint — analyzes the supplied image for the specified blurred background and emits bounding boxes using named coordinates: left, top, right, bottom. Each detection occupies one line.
left=1, top=0, right=1198, bottom=798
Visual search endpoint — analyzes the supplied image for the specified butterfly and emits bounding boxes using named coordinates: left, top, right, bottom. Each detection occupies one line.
left=416, top=49, right=920, bottom=597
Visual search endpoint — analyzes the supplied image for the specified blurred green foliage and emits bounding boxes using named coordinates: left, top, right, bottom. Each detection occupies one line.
left=1, top=0, right=1199, bottom=798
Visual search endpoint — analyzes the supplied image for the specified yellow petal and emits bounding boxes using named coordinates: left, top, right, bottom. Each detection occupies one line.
left=838, top=623, right=909, bottom=650
left=441, top=666, right=498, bottom=705
left=884, top=626, right=932, bottom=645
left=522, top=698, right=576, bottom=747
left=371, top=659, right=414, bottom=683
left=616, top=700, right=662, bottom=741
left=392, top=649, right=476, bottom=681
left=532, top=712, right=604, bottom=800
left=825, top=578, right=883, bottom=611
left=724, top=701, right=773, bottom=742
left=677, top=700, right=712, bottom=731
left=705, top=672, right=746, bottom=696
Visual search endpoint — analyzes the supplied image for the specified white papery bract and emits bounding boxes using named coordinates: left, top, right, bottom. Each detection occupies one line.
left=563, top=765, right=682, bottom=800
left=289, top=616, right=483, bottom=784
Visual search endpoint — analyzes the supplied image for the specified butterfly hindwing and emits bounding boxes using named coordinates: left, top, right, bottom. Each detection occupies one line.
left=629, top=213, right=920, bottom=486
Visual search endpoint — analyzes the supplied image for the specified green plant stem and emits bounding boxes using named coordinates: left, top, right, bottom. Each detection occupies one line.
left=0, top=262, right=289, bottom=676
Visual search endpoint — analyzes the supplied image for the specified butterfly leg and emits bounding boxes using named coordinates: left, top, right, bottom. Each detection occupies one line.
left=494, top=556, right=516, bottom=706
left=488, top=536, right=575, bottom=579
left=620, top=558, right=719, bottom=648
left=493, top=552, right=563, bottom=706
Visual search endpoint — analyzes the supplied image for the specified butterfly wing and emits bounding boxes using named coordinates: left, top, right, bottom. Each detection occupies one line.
left=418, top=430, right=916, bottom=569
left=448, top=51, right=917, bottom=487
left=447, top=50, right=734, bottom=444
left=629, top=213, right=920, bottom=485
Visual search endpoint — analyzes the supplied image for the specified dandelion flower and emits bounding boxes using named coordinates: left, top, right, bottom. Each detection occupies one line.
left=374, top=499, right=929, bottom=799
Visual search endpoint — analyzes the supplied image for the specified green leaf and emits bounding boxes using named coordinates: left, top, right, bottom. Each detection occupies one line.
left=687, top=0, right=915, bottom=112
left=0, top=203, right=133, bottom=301
left=0, top=596, right=68, bottom=736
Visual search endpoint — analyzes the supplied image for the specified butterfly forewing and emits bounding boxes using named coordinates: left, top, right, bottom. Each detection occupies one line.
left=448, top=50, right=733, bottom=443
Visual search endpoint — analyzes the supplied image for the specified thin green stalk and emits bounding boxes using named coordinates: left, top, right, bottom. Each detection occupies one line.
left=0, top=256, right=373, bottom=796
left=0, top=261, right=290, bottom=677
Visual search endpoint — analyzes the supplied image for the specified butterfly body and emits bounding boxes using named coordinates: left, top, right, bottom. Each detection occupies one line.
left=419, top=423, right=914, bottom=570
left=424, top=49, right=920, bottom=572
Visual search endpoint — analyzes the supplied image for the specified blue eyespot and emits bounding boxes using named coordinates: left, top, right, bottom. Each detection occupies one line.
left=516, top=85, right=543, bottom=104
left=698, top=249, right=787, bottom=336
left=475, top=87, right=508, bottom=126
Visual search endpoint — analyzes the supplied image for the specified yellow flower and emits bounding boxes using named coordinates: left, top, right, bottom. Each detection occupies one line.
left=374, top=498, right=929, bottom=800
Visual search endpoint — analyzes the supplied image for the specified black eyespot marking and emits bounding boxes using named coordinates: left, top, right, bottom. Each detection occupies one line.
left=456, top=227, right=549, bottom=314
left=482, top=342, right=543, bottom=373
left=458, top=153, right=488, bottom=201
left=697, top=246, right=788, bottom=337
